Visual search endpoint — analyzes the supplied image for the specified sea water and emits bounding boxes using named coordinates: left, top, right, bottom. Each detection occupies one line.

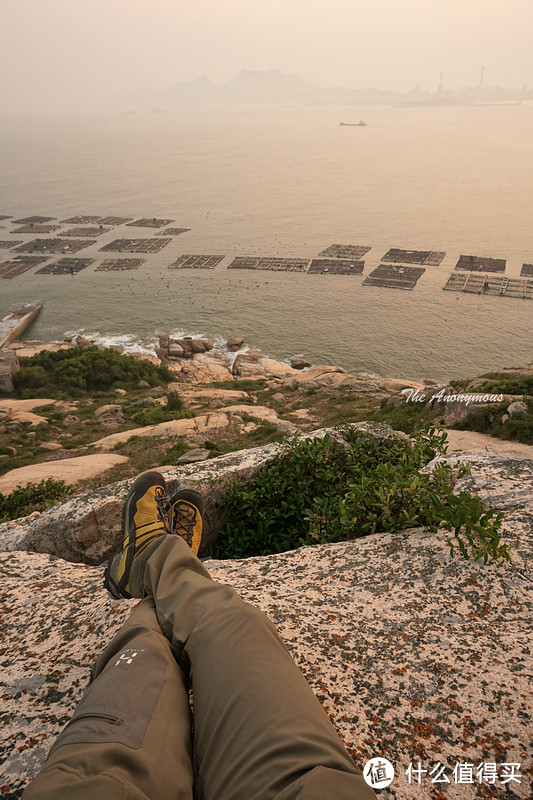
left=1, top=103, right=532, bottom=381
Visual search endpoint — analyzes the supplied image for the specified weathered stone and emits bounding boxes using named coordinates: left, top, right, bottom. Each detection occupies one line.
left=232, top=353, right=263, bottom=378
left=63, top=415, right=79, bottom=427
left=290, top=358, right=311, bottom=370
left=38, top=442, right=63, bottom=452
left=226, top=335, right=245, bottom=351
left=128, top=396, right=156, bottom=408
left=176, top=449, right=211, bottom=464
left=137, top=380, right=150, bottom=389
left=115, top=388, right=127, bottom=396
left=502, top=413, right=510, bottom=423
left=201, top=339, right=214, bottom=352
left=158, top=334, right=170, bottom=350
left=167, top=343, right=185, bottom=358
left=507, top=401, right=528, bottom=417
left=94, top=405, right=124, bottom=428
left=188, top=339, right=207, bottom=354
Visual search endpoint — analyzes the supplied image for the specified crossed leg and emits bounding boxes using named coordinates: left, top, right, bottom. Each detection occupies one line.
left=24, top=534, right=375, bottom=800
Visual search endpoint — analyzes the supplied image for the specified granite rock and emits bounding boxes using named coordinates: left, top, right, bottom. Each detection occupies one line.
left=1, top=449, right=531, bottom=799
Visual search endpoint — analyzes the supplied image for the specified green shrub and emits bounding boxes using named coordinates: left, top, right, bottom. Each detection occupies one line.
left=0, top=478, right=75, bottom=522
left=451, top=399, right=533, bottom=445
left=213, top=424, right=508, bottom=564
left=164, top=441, right=188, bottom=463
left=13, top=347, right=175, bottom=398
left=166, top=392, right=184, bottom=411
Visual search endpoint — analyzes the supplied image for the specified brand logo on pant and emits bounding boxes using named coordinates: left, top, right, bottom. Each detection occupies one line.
left=114, top=648, right=144, bottom=667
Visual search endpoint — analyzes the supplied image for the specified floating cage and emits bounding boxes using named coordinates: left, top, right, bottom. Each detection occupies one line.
left=520, top=264, right=533, bottom=278
left=12, top=215, right=56, bottom=225
left=126, top=218, right=175, bottom=229
left=169, top=254, right=225, bottom=269
left=13, top=238, right=94, bottom=254
left=62, top=226, right=111, bottom=237
left=443, top=272, right=532, bottom=299
left=455, top=255, right=506, bottom=273
left=100, top=238, right=171, bottom=253
left=60, top=215, right=103, bottom=225
left=156, top=228, right=191, bottom=236
left=98, top=217, right=134, bottom=226
left=382, top=248, right=445, bottom=266
left=0, top=256, right=49, bottom=279
left=308, top=258, right=364, bottom=275
left=318, top=244, right=371, bottom=259
left=96, top=258, right=145, bottom=272
left=363, top=264, right=425, bottom=290
left=12, top=224, right=61, bottom=234
left=0, top=241, right=22, bottom=249
left=228, top=256, right=309, bottom=272
left=36, top=258, right=95, bottom=275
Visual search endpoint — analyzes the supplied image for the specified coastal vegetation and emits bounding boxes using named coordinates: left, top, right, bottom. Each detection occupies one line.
left=0, top=478, right=74, bottom=523
left=213, top=425, right=508, bottom=564
left=11, top=346, right=175, bottom=398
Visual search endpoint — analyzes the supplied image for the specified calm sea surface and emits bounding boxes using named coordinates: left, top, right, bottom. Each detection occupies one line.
left=1, top=104, right=532, bottom=381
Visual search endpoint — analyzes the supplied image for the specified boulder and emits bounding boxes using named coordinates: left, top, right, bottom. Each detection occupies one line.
left=158, top=334, right=170, bottom=350
left=128, top=396, right=156, bottom=408
left=63, top=415, right=80, bottom=427
left=167, top=342, right=185, bottom=358
left=94, top=405, right=124, bottom=428
left=188, top=339, right=207, bottom=354
left=201, top=339, right=214, bottom=352
left=507, top=401, right=528, bottom=417
left=290, top=358, right=311, bottom=370
left=176, top=449, right=211, bottom=464
left=138, top=380, right=150, bottom=388
left=38, top=442, right=63, bottom=452
left=232, top=353, right=264, bottom=378
left=226, top=336, right=245, bottom=351
left=115, top=388, right=127, bottom=396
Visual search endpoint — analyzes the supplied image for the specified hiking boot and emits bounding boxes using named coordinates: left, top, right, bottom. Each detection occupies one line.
left=164, top=489, right=203, bottom=555
left=104, top=471, right=167, bottom=599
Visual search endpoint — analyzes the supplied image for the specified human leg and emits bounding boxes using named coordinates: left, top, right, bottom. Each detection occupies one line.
left=130, top=534, right=376, bottom=800
left=22, top=592, right=194, bottom=800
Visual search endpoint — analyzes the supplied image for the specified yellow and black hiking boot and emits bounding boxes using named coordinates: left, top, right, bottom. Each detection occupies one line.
left=104, top=471, right=167, bottom=599
left=164, top=489, right=203, bottom=555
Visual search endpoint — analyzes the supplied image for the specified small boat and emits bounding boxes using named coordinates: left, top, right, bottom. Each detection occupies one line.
left=339, top=120, right=367, bottom=127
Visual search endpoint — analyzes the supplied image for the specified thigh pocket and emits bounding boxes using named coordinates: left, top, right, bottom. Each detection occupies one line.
left=49, top=640, right=166, bottom=754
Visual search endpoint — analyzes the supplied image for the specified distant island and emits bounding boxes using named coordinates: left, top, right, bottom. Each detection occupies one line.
left=124, top=68, right=533, bottom=111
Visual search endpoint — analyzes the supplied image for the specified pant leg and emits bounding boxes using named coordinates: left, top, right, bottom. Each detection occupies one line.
left=23, top=597, right=194, bottom=800
left=130, top=535, right=375, bottom=800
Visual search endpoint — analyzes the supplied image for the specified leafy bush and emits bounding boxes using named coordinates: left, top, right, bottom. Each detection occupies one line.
left=166, top=392, right=184, bottom=411
left=13, top=347, right=175, bottom=398
left=469, top=375, right=533, bottom=396
left=163, top=441, right=188, bottom=463
left=451, top=399, right=533, bottom=445
left=214, top=425, right=509, bottom=564
left=0, top=478, right=75, bottom=522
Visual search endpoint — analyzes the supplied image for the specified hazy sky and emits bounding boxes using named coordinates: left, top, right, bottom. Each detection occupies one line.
left=1, top=0, right=531, bottom=114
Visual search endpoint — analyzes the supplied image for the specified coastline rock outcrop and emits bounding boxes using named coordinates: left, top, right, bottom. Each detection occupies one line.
left=1, top=443, right=531, bottom=799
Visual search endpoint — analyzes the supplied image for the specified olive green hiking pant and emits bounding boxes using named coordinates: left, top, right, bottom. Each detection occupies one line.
left=23, top=534, right=375, bottom=800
